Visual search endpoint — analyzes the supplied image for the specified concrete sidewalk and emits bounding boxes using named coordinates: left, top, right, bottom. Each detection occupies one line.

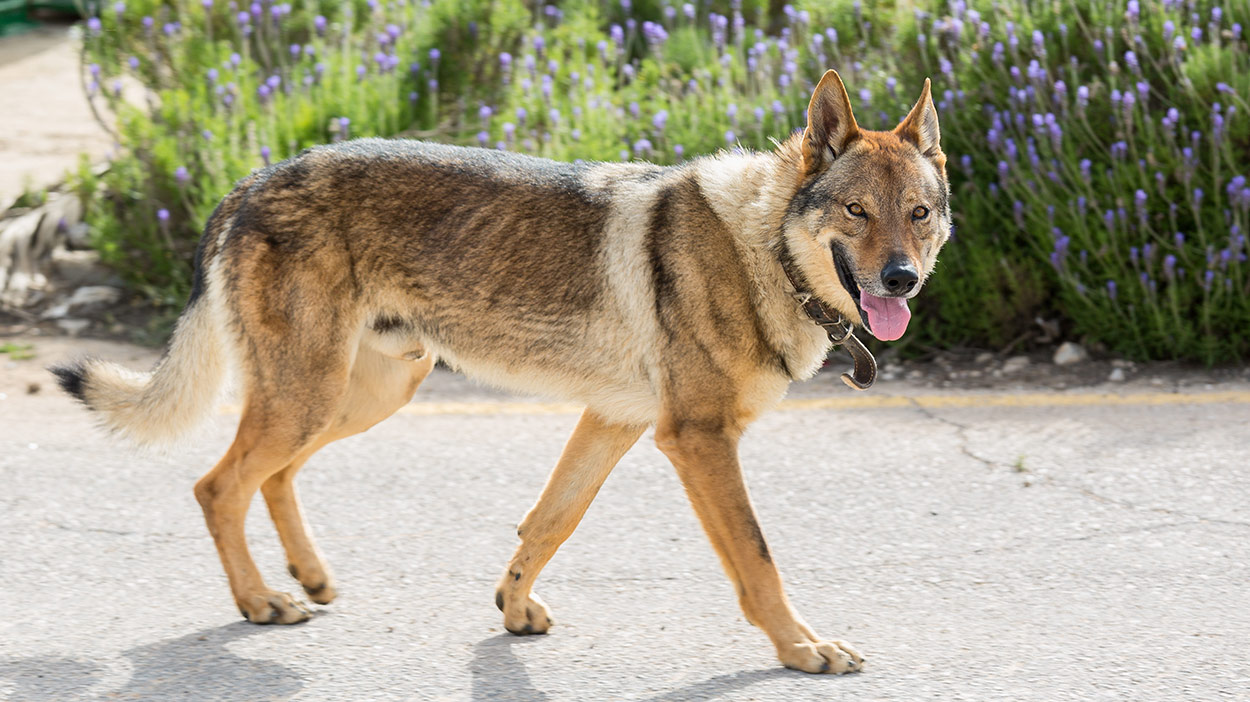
left=1, top=337, right=1248, bottom=700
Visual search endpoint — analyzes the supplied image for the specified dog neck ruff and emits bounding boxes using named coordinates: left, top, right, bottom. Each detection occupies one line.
left=777, top=256, right=877, bottom=391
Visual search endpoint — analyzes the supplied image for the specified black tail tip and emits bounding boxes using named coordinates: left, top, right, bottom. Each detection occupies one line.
left=49, top=361, right=89, bottom=404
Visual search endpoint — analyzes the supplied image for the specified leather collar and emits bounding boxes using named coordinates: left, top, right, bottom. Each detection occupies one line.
left=777, top=249, right=877, bottom=390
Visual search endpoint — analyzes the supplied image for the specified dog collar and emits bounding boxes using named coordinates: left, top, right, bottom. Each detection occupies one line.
left=777, top=253, right=877, bottom=391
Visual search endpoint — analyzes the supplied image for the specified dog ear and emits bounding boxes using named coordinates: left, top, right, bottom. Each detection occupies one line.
left=895, top=78, right=942, bottom=158
left=802, top=70, right=860, bottom=175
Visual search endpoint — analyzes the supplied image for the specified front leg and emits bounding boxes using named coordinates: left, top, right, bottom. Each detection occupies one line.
left=496, top=409, right=644, bottom=634
left=655, top=413, right=863, bottom=674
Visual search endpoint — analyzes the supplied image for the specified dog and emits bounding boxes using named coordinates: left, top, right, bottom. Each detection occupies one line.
left=52, top=70, right=949, bottom=674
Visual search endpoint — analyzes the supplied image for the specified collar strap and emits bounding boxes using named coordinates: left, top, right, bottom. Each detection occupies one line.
left=778, top=252, right=877, bottom=391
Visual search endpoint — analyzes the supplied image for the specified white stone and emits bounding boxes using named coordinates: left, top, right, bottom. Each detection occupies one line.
left=1002, top=356, right=1030, bottom=374
left=55, top=318, right=90, bottom=335
left=1108, top=368, right=1126, bottom=382
left=1053, top=341, right=1088, bottom=365
left=66, top=285, right=122, bottom=309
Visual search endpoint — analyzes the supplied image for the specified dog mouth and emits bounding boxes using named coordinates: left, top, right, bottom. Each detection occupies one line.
left=831, top=245, right=913, bottom=342
left=831, top=246, right=866, bottom=329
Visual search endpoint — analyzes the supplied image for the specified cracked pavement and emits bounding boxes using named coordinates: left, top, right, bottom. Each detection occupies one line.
left=1, top=338, right=1248, bottom=701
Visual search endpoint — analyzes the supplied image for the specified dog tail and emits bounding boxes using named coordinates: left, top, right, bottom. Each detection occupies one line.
left=50, top=286, right=230, bottom=446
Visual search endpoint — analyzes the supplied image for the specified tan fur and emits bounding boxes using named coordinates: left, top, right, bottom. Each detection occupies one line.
left=52, top=71, right=948, bottom=673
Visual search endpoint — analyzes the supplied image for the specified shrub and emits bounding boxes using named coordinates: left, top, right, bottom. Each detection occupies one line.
left=908, top=0, right=1249, bottom=362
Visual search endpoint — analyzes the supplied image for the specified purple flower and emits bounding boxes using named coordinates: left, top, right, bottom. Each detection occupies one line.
left=1106, top=280, right=1117, bottom=300
left=1175, top=232, right=1186, bottom=248
left=86, top=17, right=101, bottom=33
left=314, top=15, right=326, bottom=34
left=633, top=138, right=653, bottom=154
left=500, top=52, right=512, bottom=69
left=157, top=208, right=170, bottom=223
left=477, top=131, right=490, bottom=147
left=1163, top=254, right=1177, bottom=278
left=260, top=146, right=271, bottom=165
left=674, top=144, right=684, bottom=159
left=174, top=166, right=189, bottom=186
left=652, top=110, right=668, bottom=131
left=429, top=48, right=441, bottom=62
left=725, top=129, right=736, bottom=145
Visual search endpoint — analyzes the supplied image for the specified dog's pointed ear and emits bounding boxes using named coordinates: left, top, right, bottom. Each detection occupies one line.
left=895, top=78, right=942, bottom=158
left=802, top=70, right=860, bottom=175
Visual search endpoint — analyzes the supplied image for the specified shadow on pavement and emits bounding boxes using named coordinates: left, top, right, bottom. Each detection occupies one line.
left=467, top=632, right=797, bottom=701
left=469, top=633, right=550, bottom=701
left=635, top=667, right=795, bottom=701
left=0, top=621, right=303, bottom=701
left=0, top=655, right=100, bottom=701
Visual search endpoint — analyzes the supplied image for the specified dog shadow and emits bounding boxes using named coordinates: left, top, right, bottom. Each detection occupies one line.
left=0, top=621, right=303, bottom=701
left=468, top=633, right=793, bottom=701
left=469, top=634, right=551, bottom=701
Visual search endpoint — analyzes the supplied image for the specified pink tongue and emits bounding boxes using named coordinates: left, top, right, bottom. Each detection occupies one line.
left=859, top=291, right=911, bottom=341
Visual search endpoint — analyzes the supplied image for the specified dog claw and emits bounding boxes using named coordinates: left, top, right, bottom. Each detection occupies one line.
left=238, top=591, right=312, bottom=625
left=499, top=591, right=553, bottom=635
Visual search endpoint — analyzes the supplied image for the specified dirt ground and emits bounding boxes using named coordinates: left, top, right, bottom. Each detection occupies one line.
left=0, top=20, right=110, bottom=207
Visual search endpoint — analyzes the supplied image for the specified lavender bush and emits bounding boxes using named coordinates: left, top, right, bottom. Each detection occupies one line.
left=909, top=0, right=1249, bottom=362
left=76, top=0, right=1249, bottom=362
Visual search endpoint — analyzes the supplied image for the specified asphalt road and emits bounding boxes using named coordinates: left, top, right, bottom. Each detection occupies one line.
left=2, top=338, right=1248, bottom=701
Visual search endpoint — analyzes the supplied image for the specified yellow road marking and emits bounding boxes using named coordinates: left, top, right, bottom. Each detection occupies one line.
left=217, top=389, right=1250, bottom=416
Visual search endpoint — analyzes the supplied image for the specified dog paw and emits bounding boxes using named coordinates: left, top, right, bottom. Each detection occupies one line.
left=287, top=564, right=337, bottom=605
left=237, top=591, right=313, bottom=625
left=496, top=589, right=553, bottom=635
left=777, top=639, right=863, bottom=674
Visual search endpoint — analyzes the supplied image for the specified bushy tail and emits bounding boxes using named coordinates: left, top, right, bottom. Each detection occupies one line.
left=51, top=297, right=229, bottom=446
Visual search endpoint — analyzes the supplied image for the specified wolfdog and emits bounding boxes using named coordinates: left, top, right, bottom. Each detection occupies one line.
left=53, top=70, right=949, bottom=674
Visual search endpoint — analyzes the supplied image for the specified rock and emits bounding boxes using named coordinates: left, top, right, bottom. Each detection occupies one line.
left=40, top=301, right=71, bottom=319
left=50, top=248, right=115, bottom=287
left=55, top=318, right=90, bottom=335
left=1108, top=368, right=1126, bottom=382
left=974, top=352, right=994, bottom=364
left=1053, top=342, right=1088, bottom=365
left=66, top=285, right=123, bottom=309
left=1002, top=356, right=1030, bottom=374
left=0, top=209, right=49, bottom=305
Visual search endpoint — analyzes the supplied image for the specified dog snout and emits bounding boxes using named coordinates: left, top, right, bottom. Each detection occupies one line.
left=880, top=258, right=919, bottom=295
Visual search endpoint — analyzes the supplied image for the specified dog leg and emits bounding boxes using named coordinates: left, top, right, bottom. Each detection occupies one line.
left=195, top=409, right=321, bottom=625
left=496, top=410, right=644, bottom=635
left=262, top=349, right=435, bottom=604
left=655, top=414, right=863, bottom=674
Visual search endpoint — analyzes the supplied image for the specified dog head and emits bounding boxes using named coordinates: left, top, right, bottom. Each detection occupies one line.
left=781, top=70, right=950, bottom=341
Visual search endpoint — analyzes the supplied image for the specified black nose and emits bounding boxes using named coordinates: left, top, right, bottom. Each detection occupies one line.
left=881, top=259, right=919, bottom=294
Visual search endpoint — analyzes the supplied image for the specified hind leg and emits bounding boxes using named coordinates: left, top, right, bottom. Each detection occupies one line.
left=262, top=348, right=435, bottom=604
left=195, top=407, right=328, bottom=624
left=194, top=331, right=360, bottom=624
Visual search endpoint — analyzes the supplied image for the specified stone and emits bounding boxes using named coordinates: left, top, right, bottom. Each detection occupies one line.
left=66, top=285, right=122, bottom=309
left=50, top=248, right=115, bottom=287
left=1053, top=341, right=1088, bottom=365
left=1002, top=356, right=1030, bottom=374
left=1108, top=368, right=1126, bottom=382
left=55, top=318, right=90, bottom=335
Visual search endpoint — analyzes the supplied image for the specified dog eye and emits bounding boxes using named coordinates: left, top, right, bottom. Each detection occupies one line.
left=912, top=206, right=930, bottom=220
left=846, top=203, right=865, bottom=217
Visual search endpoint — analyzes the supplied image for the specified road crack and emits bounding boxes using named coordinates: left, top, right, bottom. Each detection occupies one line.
left=906, top=400, right=1250, bottom=530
